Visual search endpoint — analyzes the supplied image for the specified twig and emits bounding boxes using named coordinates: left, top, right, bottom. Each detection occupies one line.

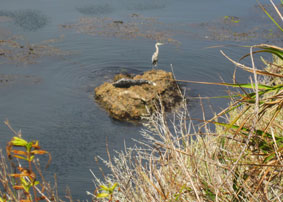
left=270, top=0, right=283, bottom=21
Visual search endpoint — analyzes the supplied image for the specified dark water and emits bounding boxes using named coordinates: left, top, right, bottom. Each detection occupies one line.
left=0, top=0, right=280, bottom=200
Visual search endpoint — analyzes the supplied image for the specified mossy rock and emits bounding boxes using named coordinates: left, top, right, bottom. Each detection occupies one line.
left=94, top=69, right=182, bottom=121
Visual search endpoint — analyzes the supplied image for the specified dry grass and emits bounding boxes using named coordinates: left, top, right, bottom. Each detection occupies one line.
left=89, top=104, right=282, bottom=201
left=89, top=46, right=283, bottom=201
left=2, top=2, right=283, bottom=201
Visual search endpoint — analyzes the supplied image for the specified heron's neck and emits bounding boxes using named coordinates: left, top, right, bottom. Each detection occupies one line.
left=155, top=44, right=159, bottom=53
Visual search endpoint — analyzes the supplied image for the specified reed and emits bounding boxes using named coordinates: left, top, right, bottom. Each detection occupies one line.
left=88, top=43, right=283, bottom=201
left=1, top=1, right=283, bottom=202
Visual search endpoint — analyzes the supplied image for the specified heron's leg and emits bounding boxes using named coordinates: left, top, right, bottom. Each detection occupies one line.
left=152, top=64, right=158, bottom=69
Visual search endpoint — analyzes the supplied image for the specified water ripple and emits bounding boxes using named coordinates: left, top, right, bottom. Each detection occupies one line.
left=76, top=4, right=113, bottom=15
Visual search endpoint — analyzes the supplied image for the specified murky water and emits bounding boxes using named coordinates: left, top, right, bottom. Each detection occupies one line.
left=0, top=0, right=281, bottom=200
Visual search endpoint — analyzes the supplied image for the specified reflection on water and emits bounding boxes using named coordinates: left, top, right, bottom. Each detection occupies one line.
left=0, top=9, right=48, bottom=31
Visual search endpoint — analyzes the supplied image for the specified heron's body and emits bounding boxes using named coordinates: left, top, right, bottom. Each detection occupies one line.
left=152, top=42, right=163, bottom=67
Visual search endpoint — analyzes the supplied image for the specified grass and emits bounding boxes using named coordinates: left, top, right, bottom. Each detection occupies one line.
left=1, top=1, right=283, bottom=202
left=87, top=44, right=283, bottom=201
left=88, top=27, right=283, bottom=202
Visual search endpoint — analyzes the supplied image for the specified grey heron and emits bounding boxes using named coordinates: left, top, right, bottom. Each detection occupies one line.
left=152, top=42, right=164, bottom=67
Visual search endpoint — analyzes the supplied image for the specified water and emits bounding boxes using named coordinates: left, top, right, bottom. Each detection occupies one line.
left=0, top=0, right=280, bottom=200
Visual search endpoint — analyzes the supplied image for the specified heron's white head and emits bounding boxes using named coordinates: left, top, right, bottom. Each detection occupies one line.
left=156, top=42, right=164, bottom=46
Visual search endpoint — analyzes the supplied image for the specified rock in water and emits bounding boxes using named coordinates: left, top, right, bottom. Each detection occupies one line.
left=94, top=69, right=182, bottom=121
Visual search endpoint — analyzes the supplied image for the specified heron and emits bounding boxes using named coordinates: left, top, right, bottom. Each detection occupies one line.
left=152, top=42, right=164, bottom=67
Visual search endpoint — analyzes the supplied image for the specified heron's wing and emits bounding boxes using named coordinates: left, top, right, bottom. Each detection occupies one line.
left=152, top=52, right=158, bottom=62
left=152, top=58, right=158, bottom=66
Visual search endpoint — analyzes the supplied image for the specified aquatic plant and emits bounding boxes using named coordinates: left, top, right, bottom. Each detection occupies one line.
left=0, top=36, right=68, bottom=64
left=0, top=120, right=63, bottom=202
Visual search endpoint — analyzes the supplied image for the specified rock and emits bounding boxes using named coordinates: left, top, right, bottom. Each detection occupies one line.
left=94, top=69, right=182, bottom=121
left=113, top=73, right=133, bottom=81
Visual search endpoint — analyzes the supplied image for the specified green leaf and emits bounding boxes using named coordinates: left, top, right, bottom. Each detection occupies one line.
left=26, top=142, right=33, bottom=152
left=263, top=145, right=283, bottom=163
left=20, top=177, right=32, bottom=193
left=202, top=181, right=216, bottom=201
left=96, top=192, right=109, bottom=198
left=29, top=155, right=35, bottom=162
left=257, top=1, right=283, bottom=32
left=99, top=183, right=118, bottom=192
left=99, top=184, right=110, bottom=191
left=109, top=183, right=118, bottom=192
left=260, top=48, right=283, bottom=60
left=20, top=177, right=29, bottom=187
left=11, top=137, right=28, bottom=147
left=213, top=121, right=283, bottom=142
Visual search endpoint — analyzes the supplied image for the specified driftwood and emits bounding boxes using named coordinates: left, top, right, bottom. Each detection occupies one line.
left=112, top=78, right=156, bottom=88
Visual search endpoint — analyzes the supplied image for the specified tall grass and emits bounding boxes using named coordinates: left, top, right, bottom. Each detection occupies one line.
left=1, top=1, right=283, bottom=202
left=89, top=44, right=283, bottom=201
left=89, top=5, right=283, bottom=197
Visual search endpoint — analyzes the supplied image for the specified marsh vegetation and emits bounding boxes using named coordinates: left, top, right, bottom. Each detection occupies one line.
left=0, top=1, right=282, bottom=201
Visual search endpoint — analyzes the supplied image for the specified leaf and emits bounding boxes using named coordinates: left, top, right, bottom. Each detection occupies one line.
left=29, top=155, right=35, bottom=161
left=31, top=150, right=48, bottom=155
left=13, top=155, right=28, bottom=161
left=99, top=184, right=110, bottom=191
left=241, top=50, right=283, bottom=64
left=25, top=142, right=33, bottom=152
left=11, top=150, right=27, bottom=156
left=20, top=177, right=30, bottom=187
left=257, top=1, right=283, bottom=32
left=10, top=137, right=28, bottom=147
left=109, top=183, right=118, bottom=192
left=96, top=192, right=109, bottom=198
left=176, top=79, right=274, bottom=90
left=202, top=181, right=216, bottom=201
left=10, top=173, right=27, bottom=178
left=204, top=188, right=216, bottom=201
left=221, top=49, right=283, bottom=78
left=263, top=145, right=283, bottom=163
left=13, top=185, right=24, bottom=190
left=32, top=141, right=40, bottom=149
left=212, top=121, right=283, bottom=142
